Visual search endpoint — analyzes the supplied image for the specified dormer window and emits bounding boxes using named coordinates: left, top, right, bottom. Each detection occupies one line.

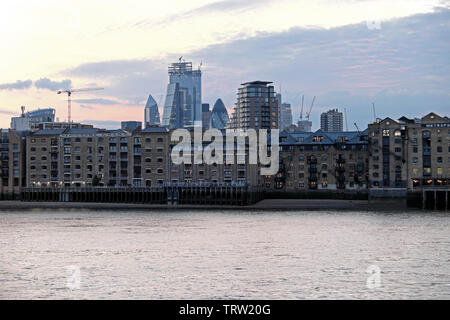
left=313, top=136, right=323, bottom=142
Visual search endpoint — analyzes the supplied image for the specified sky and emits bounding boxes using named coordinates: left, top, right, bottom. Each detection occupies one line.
left=0, top=0, right=449, bottom=130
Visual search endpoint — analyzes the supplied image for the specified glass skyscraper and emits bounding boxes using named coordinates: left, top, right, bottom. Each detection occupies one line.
left=162, top=61, right=202, bottom=129
left=144, top=94, right=161, bottom=127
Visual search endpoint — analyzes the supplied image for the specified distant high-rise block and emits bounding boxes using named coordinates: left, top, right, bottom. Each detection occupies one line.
left=121, top=121, right=142, bottom=132
left=162, top=61, right=202, bottom=129
left=280, top=103, right=293, bottom=131
left=228, top=81, right=278, bottom=130
left=202, top=103, right=211, bottom=130
left=144, top=94, right=161, bottom=127
left=297, top=120, right=312, bottom=132
left=320, top=109, right=343, bottom=132
left=10, top=107, right=55, bottom=131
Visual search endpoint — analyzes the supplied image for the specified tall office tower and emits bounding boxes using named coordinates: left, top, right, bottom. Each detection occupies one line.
left=210, top=98, right=229, bottom=130
left=320, top=108, right=344, bottom=132
left=280, top=103, right=293, bottom=131
left=161, top=60, right=202, bottom=129
left=144, top=94, right=161, bottom=127
left=228, top=81, right=278, bottom=130
left=201, top=103, right=211, bottom=130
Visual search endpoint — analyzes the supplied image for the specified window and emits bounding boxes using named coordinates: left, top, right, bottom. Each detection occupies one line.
left=382, top=129, right=390, bottom=137
left=145, top=138, right=151, bottom=143
left=413, top=157, right=418, bottom=163
left=437, top=167, right=443, bottom=175
left=157, top=138, right=163, bottom=143
left=437, top=146, right=442, bottom=153
left=313, top=136, right=323, bottom=142
left=412, top=168, right=419, bottom=175
left=412, top=146, right=418, bottom=153
left=394, top=130, right=401, bottom=137
left=437, top=157, right=442, bottom=163
left=395, top=147, right=401, bottom=153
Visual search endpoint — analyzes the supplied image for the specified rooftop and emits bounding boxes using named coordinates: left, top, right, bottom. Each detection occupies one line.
left=241, top=81, right=273, bottom=86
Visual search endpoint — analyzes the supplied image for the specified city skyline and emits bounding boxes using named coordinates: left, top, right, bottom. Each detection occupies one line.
left=0, top=1, right=449, bottom=130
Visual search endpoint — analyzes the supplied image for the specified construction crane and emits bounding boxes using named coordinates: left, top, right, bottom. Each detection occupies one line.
left=372, top=102, right=376, bottom=122
left=344, top=108, right=349, bottom=131
left=306, top=96, right=316, bottom=121
left=354, top=122, right=361, bottom=135
left=57, top=87, right=104, bottom=123
left=299, top=94, right=304, bottom=121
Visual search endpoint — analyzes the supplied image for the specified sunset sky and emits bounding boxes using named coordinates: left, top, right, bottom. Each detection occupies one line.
left=0, top=0, right=449, bottom=129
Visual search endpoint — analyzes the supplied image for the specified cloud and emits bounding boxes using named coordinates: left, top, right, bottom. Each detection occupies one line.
left=62, top=59, right=167, bottom=105
left=0, top=109, right=16, bottom=115
left=73, top=98, right=120, bottom=105
left=34, top=78, right=72, bottom=91
left=63, top=59, right=165, bottom=78
left=0, top=80, right=32, bottom=90
left=80, top=120, right=121, bottom=129
left=133, top=0, right=276, bottom=28
left=79, top=104, right=93, bottom=110
left=63, top=8, right=450, bottom=128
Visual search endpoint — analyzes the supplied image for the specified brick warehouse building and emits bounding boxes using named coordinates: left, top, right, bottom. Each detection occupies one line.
left=1, top=112, right=449, bottom=198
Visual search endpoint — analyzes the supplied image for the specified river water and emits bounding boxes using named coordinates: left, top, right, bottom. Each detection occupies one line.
left=0, top=209, right=449, bottom=299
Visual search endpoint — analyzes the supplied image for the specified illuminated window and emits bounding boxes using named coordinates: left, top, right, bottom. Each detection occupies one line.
left=313, top=136, right=323, bottom=142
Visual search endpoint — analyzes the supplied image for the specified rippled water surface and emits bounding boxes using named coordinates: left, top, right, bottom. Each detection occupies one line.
left=1, top=209, right=449, bottom=299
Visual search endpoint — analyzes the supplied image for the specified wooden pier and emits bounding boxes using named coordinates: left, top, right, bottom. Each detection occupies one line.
left=20, top=184, right=263, bottom=206
left=421, top=187, right=450, bottom=210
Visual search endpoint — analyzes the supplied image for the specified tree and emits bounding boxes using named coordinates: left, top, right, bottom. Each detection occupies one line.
left=92, top=175, right=100, bottom=186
